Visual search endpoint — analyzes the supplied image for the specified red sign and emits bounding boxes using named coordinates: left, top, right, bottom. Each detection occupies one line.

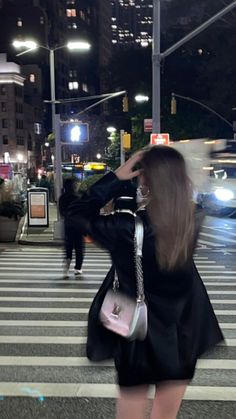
left=0, top=164, right=12, bottom=180
left=150, top=133, right=170, bottom=145
left=144, top=119, right=152, bottom=132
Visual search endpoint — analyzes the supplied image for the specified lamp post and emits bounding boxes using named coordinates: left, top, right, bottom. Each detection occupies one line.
left=13, top=39, right=91, bottom=132
left=13, top=39, right=91, bottom=221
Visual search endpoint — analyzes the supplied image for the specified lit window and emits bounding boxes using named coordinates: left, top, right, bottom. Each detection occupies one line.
left=17, top=17, right=23, bottom=27
left=82, top=83, right=88, bottom=92
left=67, top=8, right=76, bottom=17
left=29, top=74, right=36, bottom=83
left=80, top=10, right=85, bottom=20
left=34, top=123, right=42, bottom=134
left=68, top=81, right=79, bottom=90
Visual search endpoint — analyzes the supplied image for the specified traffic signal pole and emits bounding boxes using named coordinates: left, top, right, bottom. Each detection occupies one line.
left=152, top=0, right=161, bottom=134
left=54, top=114, right=63, bottom=215
left=120, top=130, right=125, bottom=165
left=152, top=0, right=236, bottom=134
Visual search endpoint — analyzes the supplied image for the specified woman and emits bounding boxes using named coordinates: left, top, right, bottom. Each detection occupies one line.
left=68, top=146, right=223, bottom=419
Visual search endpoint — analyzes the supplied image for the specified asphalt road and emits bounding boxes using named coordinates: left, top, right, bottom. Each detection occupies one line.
left=0, top=215, right=235, bottom=418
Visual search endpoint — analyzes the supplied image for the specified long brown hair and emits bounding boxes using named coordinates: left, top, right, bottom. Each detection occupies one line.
left=141, top=145, right=195, bottom=271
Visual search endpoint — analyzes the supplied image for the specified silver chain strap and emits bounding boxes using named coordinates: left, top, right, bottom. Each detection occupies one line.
left=112, top=215, right=145, bottom=303
left=134, top=216, right=145, bottom=302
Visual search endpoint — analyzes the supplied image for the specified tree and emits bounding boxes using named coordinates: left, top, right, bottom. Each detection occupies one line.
left=104, top=131, right=121, bottom=170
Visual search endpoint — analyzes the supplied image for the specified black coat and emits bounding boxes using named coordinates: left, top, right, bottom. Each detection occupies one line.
left=68, top=172, right=224, bottom=387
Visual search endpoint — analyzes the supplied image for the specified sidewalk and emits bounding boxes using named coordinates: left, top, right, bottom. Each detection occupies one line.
left=18, top=203, right=64, bottom=246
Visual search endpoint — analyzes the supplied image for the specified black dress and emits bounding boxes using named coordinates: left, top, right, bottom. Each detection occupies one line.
left=68, top=172, right=224, bottom=387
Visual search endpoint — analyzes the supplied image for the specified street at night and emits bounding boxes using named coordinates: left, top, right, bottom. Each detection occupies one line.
left=0, top=216, right=235, bottom=418
left=1, top=0, right=236, bottom=418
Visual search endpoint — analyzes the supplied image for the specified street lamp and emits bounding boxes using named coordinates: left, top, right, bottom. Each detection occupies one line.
left=107, top=126, right=117, bottom=133
left=135, top=94, right=149, bottom=103
left=13, top=39, right=91, bottom=132
left=96, top=153, right=102, bottom=160
left=13, top=38, right=91, bottom=221
left=16, top=153, right=23, bottom=172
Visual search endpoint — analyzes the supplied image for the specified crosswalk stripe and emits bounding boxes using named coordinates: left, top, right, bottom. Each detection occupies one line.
left=0, top=267, right=109, bottom=272
left=0, top=287, right=97, bottom=293
left=0, top=273, right=105, bottom=278
left=0, top=320, right=88, bottom=326
left=0, top=286, right=235, bottom=293
left=0, top=335, right=234, bottom=346
left=200, top=232, right=236, bottom=244
left=0, top=306, right=235, bottom=315
left=0, top=336, right=87, bottom=344
left=0, top=287, right=235, bottom=295
left=0, top=356, right=234, bottom=369
left=211, top=300, right=236, bottom=304
left=0, top=280, right=103, bottom=284
left=200, top=273, right=236, bottom=276
left=0, top=284, right=235, bottom=291
left=0, top=265, right=225, bottom=270
left=0, top=297, right=93, bottom=302
left=197, top=239, right=225, bottom=247
left=0, top=274, right=236, bottom=287
left=0, top=382, right=235, bottom=401
left=0, top=262, right=110, bottom=267
left=0, top=307, right=88, bottom=313
left=208, top=291, right=236, bottom=295
left=204, top=282, right=236, bottom=286
left=203, top=225, right=236, bottom=238
left=0, top=297, right=235, bottom=303
left=0, top=320, right=233, bottom=328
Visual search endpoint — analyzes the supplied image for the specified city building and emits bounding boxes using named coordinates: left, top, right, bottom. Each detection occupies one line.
left=111, top=0, right=153, bottom=48
left=0, top=0, right=113, bottom=165
left=0, top=0, right=70, bottom=125
left=0, top=54, right=42, bottom=171
left=65, top=0, right=112, bottom=115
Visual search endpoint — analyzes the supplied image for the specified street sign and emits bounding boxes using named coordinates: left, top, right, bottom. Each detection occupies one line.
left=144, top=118, right=152, bottom=132
left=150, top=133, right=170, bottom=145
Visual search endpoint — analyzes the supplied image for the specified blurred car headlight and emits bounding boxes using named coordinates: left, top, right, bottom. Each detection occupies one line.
left=214, top=188, right=234, bottom=201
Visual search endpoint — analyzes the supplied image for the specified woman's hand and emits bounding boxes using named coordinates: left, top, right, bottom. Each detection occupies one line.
left=115, top=151, right=144, bottom=180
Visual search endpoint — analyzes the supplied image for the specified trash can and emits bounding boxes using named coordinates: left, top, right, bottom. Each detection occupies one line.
left=27, top=187, right=49, bottom=227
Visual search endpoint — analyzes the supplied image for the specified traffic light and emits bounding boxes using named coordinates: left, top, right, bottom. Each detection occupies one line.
left=171, top=94, right=177, bottom=115
left=122, top=132, right=131, bottom=150
left=122, top=95, right=129, bottom=112
left=61, top=122, right=89, bottom=144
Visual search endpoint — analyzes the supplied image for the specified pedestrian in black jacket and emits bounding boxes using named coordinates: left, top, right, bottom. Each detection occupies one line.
left=68, top=146, right=223, bottom=419
left=59, top=178, right=84, bottom=278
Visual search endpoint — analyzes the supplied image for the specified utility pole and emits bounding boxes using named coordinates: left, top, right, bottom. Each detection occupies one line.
left=152, top=0, right=236, bottom=134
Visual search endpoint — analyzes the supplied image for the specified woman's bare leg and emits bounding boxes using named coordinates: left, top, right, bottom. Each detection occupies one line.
left=150, top=380, right=188, bottom=419
left=116, top=385, right=149, bottom=419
